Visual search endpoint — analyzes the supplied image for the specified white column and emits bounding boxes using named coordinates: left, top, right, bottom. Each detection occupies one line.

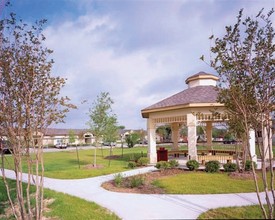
left=147, top=118, right=157, bottom=163
left=171, top=123, right=180, bottom=150
left=187, top=113, right=197, bottom=160
left=206, top=121, right=212, bottom=150
left=249, top=129, right=257, bottom=163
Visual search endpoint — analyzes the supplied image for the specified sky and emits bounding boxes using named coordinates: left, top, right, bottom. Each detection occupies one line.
left=3, top=0, right=274, bottom=130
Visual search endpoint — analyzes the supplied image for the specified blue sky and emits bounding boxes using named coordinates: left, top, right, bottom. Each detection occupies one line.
left=4, top=0, right=274, bottom=130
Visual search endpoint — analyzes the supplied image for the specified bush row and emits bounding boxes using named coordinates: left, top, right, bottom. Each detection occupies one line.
left=159, top=159, right=257, bottom=173
left=155, top=159, right=179, bottom=170
left=127, top=155, right=257, bottom=174
left=114, top=173, right=145, bottom=188
left=127, top=157, right=149, bottom=169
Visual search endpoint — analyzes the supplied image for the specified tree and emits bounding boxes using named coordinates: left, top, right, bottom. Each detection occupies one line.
left=156, top=125, right=171, bottom=142
left=103, top=117, right=119, bottom=144
left=68, top=129, right=76, bottom=146
left=156, top=126, right=168, bottom=142
left=0, top=9, right=74, bottom=220
left=207, top=8, right=275, bottom=218
left=87, top=92, right=118, bottom=166
left=125, top=133, right=140, bottom=148
left=103, top=116, right=119, bottom=167
left=212, top=127, right=227, bottom=139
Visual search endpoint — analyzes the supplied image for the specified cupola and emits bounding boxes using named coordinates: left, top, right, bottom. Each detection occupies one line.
left=185, top=71, right=219, bottom=88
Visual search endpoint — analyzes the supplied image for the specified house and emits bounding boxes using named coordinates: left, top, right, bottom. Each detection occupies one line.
left=42, top=128, right=94, bottom=147
left=119, top=129, right=147, bottom=144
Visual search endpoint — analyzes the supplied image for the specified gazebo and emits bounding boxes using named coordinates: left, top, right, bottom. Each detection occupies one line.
left=141, top=71, right=257, bottom=163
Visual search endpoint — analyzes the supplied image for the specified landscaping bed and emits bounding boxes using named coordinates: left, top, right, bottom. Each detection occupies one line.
left=102, top=169, right=261, bottom=194
left=102, top=168, right=183, bottom=194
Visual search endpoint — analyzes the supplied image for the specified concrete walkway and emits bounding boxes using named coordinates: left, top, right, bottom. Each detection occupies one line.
left=1, top=167, right=270, bottom=220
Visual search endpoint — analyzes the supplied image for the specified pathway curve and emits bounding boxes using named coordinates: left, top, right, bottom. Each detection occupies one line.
left=1, top=167, right=268, bottom=220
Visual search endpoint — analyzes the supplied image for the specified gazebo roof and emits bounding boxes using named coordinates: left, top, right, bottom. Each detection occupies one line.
left=141, top=72, right=222, bottom=118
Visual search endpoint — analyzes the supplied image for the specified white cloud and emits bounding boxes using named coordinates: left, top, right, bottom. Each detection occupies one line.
left=41, top=0, right=274, bottom=129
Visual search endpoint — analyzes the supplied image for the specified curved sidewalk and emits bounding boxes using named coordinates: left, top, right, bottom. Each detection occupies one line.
left=1, top=167, right=268, bottom=220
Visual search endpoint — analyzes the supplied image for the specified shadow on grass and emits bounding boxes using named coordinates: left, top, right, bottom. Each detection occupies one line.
left=104, top=152, right=148, bottom=162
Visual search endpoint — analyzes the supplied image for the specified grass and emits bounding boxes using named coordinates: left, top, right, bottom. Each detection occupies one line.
left=151, top=171, right=273, bottom=218
left=2, top=144, right=275, bottom=220
left=152, top=171, right=269, bottom=194
left=198, top=205, right=269, bottom=219
left=2, top=146, right=148, bottom=179
left=0, top=178, right=120, bottom=220
left=44, top=189, right=119, bottom=220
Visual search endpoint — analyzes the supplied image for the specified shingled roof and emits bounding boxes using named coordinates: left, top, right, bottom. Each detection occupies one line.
left=141, top=72, right=221, bottom=118
left=143, top=86, right=218, bottom=110
left=44, top=128, right=90, bottom=136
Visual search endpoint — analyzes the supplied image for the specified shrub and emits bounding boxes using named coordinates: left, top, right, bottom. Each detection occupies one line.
left=125, top=133, right=140, bottom=148
left=137, top=157, right=149, bottom=166
left=155, top=161, right=170, bottom=170
left=128, top=161, right=137, bottom=169
left=129, top=175, right=144, bottom=188
left=245, top=160, right=257, bottom=171
left=205, top=160, right=220, bottom=173
left=223, top=162, right=237, bottom=172
left=169, top=159, right=179, bottom=168
left=186, top=160, right=199, bottom=171
left=129, top=153, right=142, bottom=162
left=114, top=173, right=124, bottom=187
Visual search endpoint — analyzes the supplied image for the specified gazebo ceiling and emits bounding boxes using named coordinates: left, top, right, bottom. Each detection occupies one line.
left=141, top=72, right=224, bottom=118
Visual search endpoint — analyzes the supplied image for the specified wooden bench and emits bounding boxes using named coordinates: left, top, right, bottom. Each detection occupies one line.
left=208, top=150, right=236, bottom=155
left=168, top=150, right=188, bottom=157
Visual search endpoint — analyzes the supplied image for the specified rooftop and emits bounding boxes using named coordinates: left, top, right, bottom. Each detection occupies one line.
left=141, top=72, right=221, bottom=118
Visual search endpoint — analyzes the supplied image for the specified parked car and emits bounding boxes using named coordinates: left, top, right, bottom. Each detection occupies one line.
left=0, top=140, right=12, bottom=154
left=139, top=140, right=148, bottom=145
left=223, top=139, right=237, bottom=144
left=103, top=142, right=116, bottom=146
left=55, top=143, right=67, bottom=149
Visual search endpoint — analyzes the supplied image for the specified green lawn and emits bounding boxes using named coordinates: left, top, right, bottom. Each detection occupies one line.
left=0, top=178, right=120, bottom=220
left=2, top=145, right=274, bottom=219
left=1, top=146, right=148, bottom=179
left=151, top=171, right=273, bottom=219
left=44, top=189, right=119, bottom=220
left=198, top=205, right=269, bottom=219
left=152, top=171, right=271, bottom=194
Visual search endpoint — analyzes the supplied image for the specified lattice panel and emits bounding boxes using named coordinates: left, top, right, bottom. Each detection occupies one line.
left=153, top=115, right=187, bottom=124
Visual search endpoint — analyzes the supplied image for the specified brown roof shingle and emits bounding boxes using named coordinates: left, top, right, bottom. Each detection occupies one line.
left=44, top=128, right=89, bottom=136
left=142, top=86, right=218, bottom=111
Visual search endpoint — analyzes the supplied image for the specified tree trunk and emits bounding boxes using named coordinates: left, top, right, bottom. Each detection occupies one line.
left=1, top=154, right=18, bottom=219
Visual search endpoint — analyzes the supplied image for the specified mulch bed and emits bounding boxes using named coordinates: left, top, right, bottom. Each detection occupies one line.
left=228, top=171, right=255, bottom=180
left=83, top=164, right=104, bottom=169
left=101, top=168, right=183, bottom=194
left=104, top=155, right=122, bottom=160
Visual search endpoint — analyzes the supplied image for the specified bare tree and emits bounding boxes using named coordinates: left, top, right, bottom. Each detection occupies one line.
left=206, top=8, right=274, bottom=218
left=0, top=10, right=75, bottom=220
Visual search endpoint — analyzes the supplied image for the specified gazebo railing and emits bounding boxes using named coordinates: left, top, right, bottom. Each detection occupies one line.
left=198, top=155, right=234, bottom=164
left=198, top=142, right=242, bottom=152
